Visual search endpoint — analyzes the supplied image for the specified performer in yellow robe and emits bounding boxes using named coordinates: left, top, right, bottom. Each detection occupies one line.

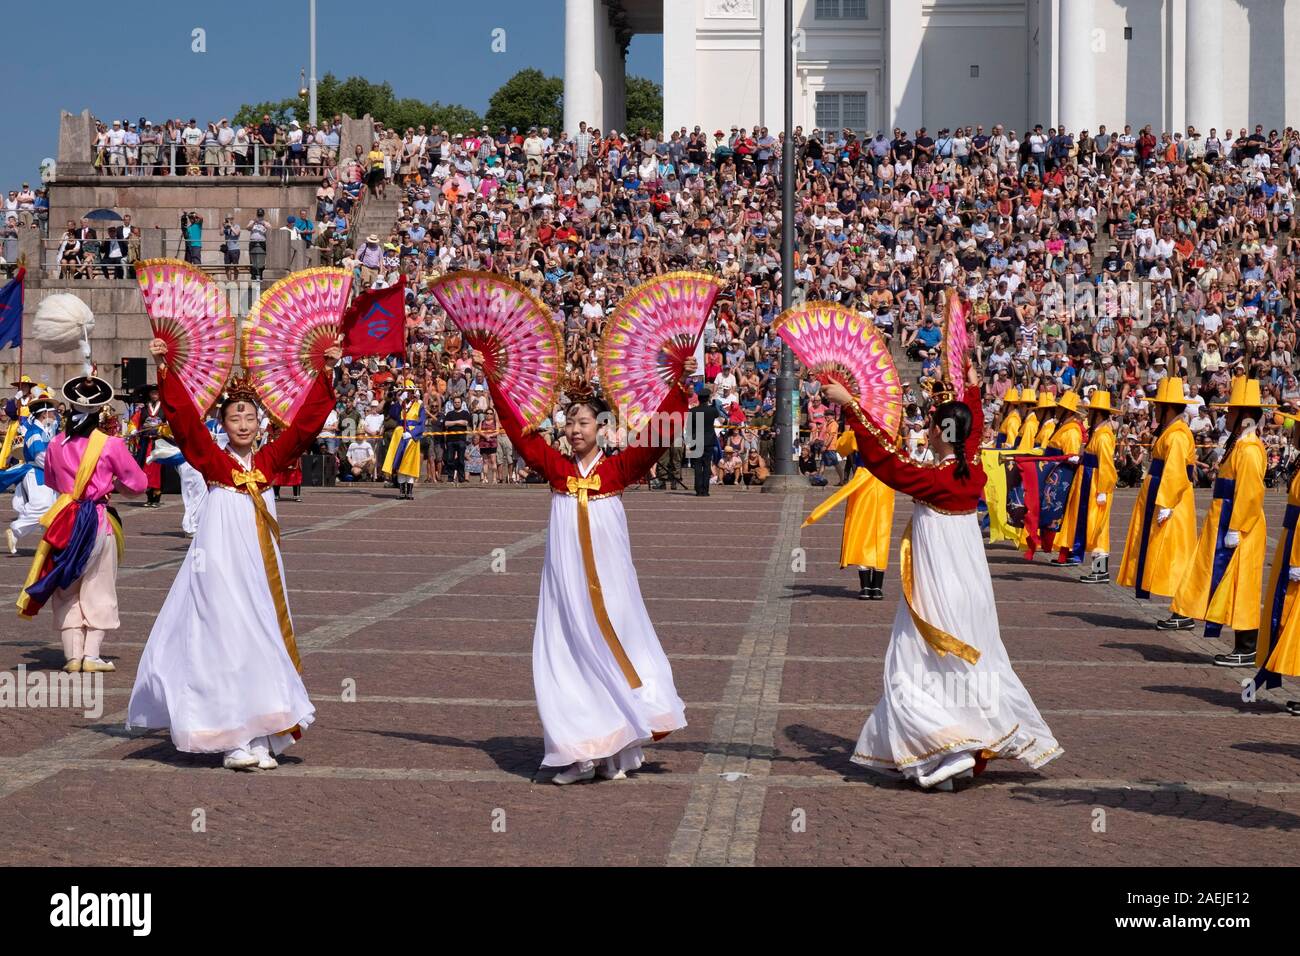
left=1059, top=390, right=1118, bottom=582
left=804, top=427, right=896, bottom=600
left=381, top=382, right=425, bottom=500
left=1014, top=388, right=1040, bottom=452
left=1034, top=392, right=1059, bottom=450
left=1254, top=408, right=1300, bottom=715
left=995, top=387, right=1022, bottom=449
left=1170, top=377, right=1270, bottom=660
left=1042, top=391, right=1084, bottom=561
left=1117, top=377, right=1198, bottom=628
left=1, top=376, right=50, bottom=467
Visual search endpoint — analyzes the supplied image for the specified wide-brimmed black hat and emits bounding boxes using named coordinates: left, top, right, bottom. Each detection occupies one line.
left=27, top=397, right=58, bottom=416
left=61, top=375, right=115, bottom=411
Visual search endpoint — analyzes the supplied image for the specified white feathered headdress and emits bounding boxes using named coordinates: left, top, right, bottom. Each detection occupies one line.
left=33, top=294, right=96, bottom=352
left=34, top=294, right=97, bottom=375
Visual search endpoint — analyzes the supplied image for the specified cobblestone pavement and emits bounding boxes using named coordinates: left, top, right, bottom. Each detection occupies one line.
left=0, top=481, right=1295, bottom=866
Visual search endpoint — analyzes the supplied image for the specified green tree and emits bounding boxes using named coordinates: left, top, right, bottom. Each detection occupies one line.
left=234, top=73, right=481, bottom=131
left=624, top=75, right=663, bottom=135
left=484, top=68, right=564, bottom=134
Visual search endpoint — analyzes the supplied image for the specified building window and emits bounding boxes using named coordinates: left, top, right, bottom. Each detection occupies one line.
left=1123, top=26, right=1133, bottom=39
left=815, top=0, right=867, bottom=19
left=816, top=92, right=869, bottom=136
left=970, top=65, right=980, bottom=78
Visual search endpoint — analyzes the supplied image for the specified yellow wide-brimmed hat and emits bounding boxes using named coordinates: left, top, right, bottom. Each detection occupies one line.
left=1003, top=386, right=1021, bottom=405
left=1084, top=390, right=1115, bottom=414
left=1057, top=391, right=1082, bottom=414
left=1036, top=392, right=1056, bottom=410
left=1211, top=376, right=1277, bottom=410
left=1143, top=377, right=1190, bottom=406
left=1019, top=388, right=1038, bottom=406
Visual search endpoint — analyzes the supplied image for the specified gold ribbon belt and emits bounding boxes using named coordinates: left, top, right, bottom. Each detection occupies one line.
left=567, top=474, right=642, bottom=689
left=232, top=468, right=302, bottom=673
left=899, top=518, right=981, bottom=665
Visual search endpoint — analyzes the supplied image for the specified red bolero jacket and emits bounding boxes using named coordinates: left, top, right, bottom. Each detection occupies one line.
left=845, top=384, right=987, bottom=513
left=487, top=377, right=689, bottom=497
left=158, top=366, right=336, bottom=490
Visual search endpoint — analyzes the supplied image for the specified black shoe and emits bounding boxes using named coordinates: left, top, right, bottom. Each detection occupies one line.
left=1212, top=652, right=1255, bottom=668
left=858, top=587, right=872, bottom=600
left=1286, top=700, right=1300, bottom=716
left=868, top=588, right=884, bottom=601
left=1156, top=616, right=1196, bottom=631
left=1079, top=572, right=1109, bottom=583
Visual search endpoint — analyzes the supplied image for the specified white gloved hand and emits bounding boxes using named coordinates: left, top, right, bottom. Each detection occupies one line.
left=1068, top=455, right=1080, bottom=464
left=1156, top=507, right=1172, bottom=525
left=1223, top=530, right=1240, bottom=548
left=1095, top=492, right=1107, bottom=505
left=1289, top=566, right=1300, bottom=583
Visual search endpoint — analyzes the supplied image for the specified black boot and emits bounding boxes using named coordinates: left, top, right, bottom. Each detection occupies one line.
left=857, top=568, right=872, bottom=600
left=1214, top=629, right=1258, bottom=668
left=1156, top=615, right=1196, bottom=631
left=1080, top=553, right=1109, bottom=584
left=1286, top=700, right=1300, bottom=716
left=869, top=568, right=885, bottom=600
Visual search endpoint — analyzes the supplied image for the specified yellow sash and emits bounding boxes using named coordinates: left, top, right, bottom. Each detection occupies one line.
left=802, top=468, right=872, bottom=528
left=566, top=473, right=642, bottom=689
left=231, top=468, right=301, bottom=672
left=17, top=430, right=112, bottom=616
left=899, top=518, right=981, bottom=664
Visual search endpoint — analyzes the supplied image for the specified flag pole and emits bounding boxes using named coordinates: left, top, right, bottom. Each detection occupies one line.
left=14, top=262, right=24, bottom=379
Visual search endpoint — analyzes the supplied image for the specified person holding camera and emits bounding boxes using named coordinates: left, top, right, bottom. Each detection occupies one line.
left=182, top=212, right=203, bottom=265
left=246, top=208, right=270, bottom=281
left=222, top=217, right=240, bottom=280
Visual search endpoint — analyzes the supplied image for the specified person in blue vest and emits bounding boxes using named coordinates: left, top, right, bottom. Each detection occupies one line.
left=3, top=397, right=59, bottom=554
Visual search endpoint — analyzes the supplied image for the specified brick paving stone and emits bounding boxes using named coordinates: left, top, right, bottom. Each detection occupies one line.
left=0, top=484, right=1297, bottom=865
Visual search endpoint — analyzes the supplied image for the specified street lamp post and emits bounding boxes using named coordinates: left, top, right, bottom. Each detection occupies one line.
left=309, top=0, right=318, bottom=127
left=772, top=0, right=798, bottom=481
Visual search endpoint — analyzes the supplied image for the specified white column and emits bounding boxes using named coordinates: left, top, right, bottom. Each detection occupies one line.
left=1057, top=0, right=1094, bottom=134
left=762, top=0, right=785, bottom=130
left=887, top=0, right=923, bottom=132
left=594, top=8, right=611, bottom=133
left=663, top=0, right=697, bottom=134
left=611, top=41, right=627, bottom=134
left=564, top=0, right=598, bottom=136
left=1185, top=0, right=1222, bottom=137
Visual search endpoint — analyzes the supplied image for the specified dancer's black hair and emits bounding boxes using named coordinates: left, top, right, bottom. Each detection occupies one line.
left=63, top=409, right=99, bottom=438
left=930, top=399, right=973, bottom=481
left=565, top=395, right=609, bottom=420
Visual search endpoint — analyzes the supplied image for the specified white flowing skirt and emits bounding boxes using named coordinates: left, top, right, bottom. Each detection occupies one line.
left=11, top=470, right=56, bottom=539
left=851, top=503, right=1062, bottom=781
left=126, top=485, right=315, bottom=754
left=534, top=493, right=686, bottom=767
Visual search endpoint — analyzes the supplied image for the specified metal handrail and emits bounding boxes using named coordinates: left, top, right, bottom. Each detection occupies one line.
left=88, top=141, right=336, bottom=177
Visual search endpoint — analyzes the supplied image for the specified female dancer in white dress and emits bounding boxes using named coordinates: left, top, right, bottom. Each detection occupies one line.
left=127, top=337, right=342, bottom=770
left=477, top=350, right=693, bottom=784
left=823, top=366, right=1062, bottom=790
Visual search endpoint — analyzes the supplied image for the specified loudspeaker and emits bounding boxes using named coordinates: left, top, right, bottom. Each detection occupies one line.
left=301, top=453, right=337, bottom=487
left=121, top=357, right=148, bottom=392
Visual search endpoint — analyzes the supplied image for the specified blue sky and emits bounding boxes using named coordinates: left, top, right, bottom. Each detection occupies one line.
left=1, top=0, right=662, bottom=188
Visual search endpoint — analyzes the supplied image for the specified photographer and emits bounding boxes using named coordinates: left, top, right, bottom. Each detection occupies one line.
left=222, top=216, right=241, bottom=280
left=247, top=208, right=270, bottom=281
left=182, top=212, right=203, bottom=265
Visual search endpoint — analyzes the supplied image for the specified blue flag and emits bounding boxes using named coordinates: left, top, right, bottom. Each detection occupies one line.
left=0, top=267, right=24, bottom=351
